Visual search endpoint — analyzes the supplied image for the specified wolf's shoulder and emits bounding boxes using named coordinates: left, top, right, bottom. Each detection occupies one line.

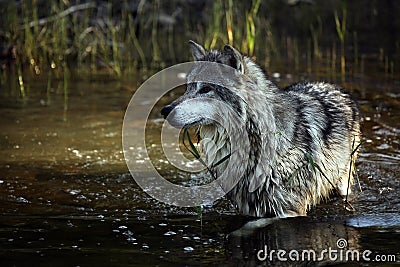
left=282, top=81, right=344, bottom=95
left=281, top=81, right=357, bottom=106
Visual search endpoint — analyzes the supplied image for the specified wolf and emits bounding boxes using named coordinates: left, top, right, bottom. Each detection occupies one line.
left=161, top=40, right=361, bottom=218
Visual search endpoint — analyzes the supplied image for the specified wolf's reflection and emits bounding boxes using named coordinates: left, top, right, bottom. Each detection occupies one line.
left=226, top=216, right=360, bottom=266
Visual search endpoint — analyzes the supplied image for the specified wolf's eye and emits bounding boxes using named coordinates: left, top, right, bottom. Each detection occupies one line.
left=198, top=86, right=212, bottom=94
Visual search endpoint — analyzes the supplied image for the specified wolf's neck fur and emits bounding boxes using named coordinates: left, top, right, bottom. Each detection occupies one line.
left=198, top=56, right=295, bottom=217
left=242, top=57, right=290, bottom=153
left=243, top=57, right=278, bottom=92
left=199, top=124, right=231, bottom=175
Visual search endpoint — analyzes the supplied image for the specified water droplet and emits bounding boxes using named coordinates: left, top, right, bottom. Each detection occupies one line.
left=272, top=72, right=280, bottom=78
left=184, top=246, right=194, bottom=252
left=127, top=237, right=137, bottom=242
left=123, top=230, right=133, bottom=236
left=164, top=231, right=176, bottom=236
left=68, top=189, right=81, bottom=195
left=377, top=143, right=390, bottom=149
left=16, top=197, right=30, bottom=203
left=177, top=72, right=186, bottom=79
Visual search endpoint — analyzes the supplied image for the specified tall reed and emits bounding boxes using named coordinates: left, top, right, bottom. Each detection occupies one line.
left=0, top=0, right=397, bottom=91
left=245, top=0, right=261, bottom=56
left=334, top=4, right=347, bottom=80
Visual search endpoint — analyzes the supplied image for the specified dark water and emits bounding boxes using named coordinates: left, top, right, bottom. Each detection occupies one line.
left=0, top=70, right=399, bottom=266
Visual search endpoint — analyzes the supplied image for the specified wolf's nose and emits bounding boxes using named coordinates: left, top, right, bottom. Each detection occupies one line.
left=161, top=105, right=174, bottom=119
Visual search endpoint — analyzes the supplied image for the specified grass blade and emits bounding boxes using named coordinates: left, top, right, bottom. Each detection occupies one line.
left=182, top=128, right=208, bottom=168
left=211, top=152, right=231, bottom=168
left=286, top=162, right=307, bottom=186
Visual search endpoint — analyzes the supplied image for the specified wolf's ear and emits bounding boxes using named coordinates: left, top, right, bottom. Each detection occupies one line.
left=223, top=45, right=244, bottom=73
left=189, top=40, right=206, bottom=61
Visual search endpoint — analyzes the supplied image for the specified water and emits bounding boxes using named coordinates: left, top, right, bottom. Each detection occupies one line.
left=0, top=70, right=399, bottom=266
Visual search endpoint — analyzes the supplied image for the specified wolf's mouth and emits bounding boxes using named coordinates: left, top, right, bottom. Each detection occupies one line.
left=183, top=118, right=206, bottom=128
left=166, top=117, right=206, bottom=129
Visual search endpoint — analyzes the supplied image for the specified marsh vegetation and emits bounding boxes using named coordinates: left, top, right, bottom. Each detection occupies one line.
left=1, top=0, right=398, bottom=83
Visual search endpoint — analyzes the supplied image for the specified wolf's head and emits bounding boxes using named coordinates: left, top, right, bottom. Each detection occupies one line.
left=161, top=41, right=249, bottom=129
left=161, top=41, right=279, bottom=194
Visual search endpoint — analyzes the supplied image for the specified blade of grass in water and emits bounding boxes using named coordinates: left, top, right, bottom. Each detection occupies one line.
left=17, top=66, right=26, bottom=100
left=196, top=205, right=203, bottom=228
left=182, top=128, right=204, bottom=164
left=285, top=161, right=308, bottom=186
left=346, top=138, right=363, bottom=202
left=212, top=152, right=231, bottom=168
left=182, top=128, right=231, bottom=179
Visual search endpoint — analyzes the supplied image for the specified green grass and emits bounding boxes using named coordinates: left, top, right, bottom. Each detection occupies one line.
left=182, top=128, right=231, bottom=180
left=334, top=3, right=347, bottom=81
left=0, top=0, right=397, bottom=91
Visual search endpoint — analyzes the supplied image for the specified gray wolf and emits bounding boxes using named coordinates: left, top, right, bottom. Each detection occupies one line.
left=161, top=40, right=361, bottom=218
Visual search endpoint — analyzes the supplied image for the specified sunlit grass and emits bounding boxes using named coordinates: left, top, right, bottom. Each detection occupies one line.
left=334, top=3, right=347, bottom=81
left=0, top=0, right=397, bottom=90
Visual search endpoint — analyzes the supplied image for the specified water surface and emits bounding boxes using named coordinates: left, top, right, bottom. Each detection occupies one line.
left=0, top=71, right=399, bottom=266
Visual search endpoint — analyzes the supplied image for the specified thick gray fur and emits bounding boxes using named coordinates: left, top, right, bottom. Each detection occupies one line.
left=161, top=40, right=361, bottom=217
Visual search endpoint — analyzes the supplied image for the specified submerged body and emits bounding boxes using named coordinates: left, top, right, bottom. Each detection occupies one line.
left=161, top=41, right=361, bottom=217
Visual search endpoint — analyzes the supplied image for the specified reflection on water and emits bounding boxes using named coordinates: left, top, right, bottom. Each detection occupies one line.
left=0, top=71, right=399, bottom=266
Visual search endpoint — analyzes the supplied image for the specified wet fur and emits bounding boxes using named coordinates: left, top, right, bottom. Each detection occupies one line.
left=161, top=41, right=361, bottom=217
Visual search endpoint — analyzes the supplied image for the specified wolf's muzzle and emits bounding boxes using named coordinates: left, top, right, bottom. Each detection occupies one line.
left=161, top=105, right=174, bottom=119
